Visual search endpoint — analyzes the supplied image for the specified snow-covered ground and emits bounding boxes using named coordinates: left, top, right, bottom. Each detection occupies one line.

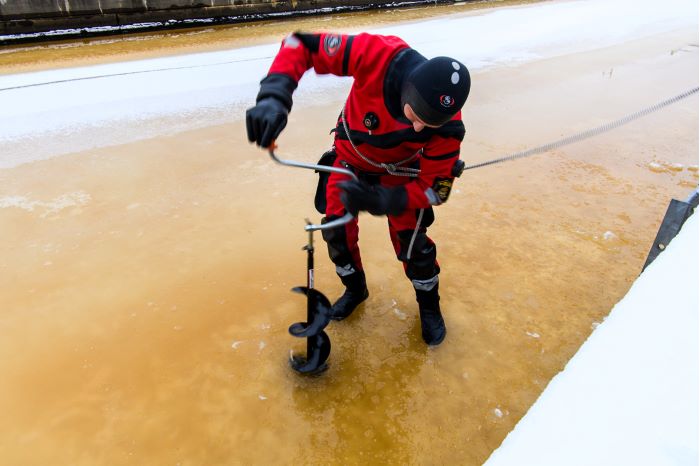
left=485, top=213, right=698, bottom=466
left=0, top=0, right=697, bottom=168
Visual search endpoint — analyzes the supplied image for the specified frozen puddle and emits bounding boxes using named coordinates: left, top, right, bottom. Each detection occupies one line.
left=0, top=191, right=91, bottom=217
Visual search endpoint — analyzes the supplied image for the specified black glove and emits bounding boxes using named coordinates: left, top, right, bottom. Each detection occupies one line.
left=246, top=97, right=288, bottom=148
left=338, top=180, right=408, bottom=217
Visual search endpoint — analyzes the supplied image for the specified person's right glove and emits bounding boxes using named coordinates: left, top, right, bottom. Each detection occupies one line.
left=246, top=97, right=288, bottom=148
left=338, top=180, right=407, bottom=217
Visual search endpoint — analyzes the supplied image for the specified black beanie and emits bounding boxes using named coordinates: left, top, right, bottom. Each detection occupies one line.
left=401, top=56, right=471, bottom=127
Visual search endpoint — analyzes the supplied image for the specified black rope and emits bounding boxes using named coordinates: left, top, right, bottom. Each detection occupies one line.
left=464, top=87, right=699, bottom=171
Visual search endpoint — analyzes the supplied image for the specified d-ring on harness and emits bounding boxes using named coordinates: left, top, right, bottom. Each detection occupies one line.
left=341, top=102, right=421, bottom=177
left=268, top=145, right=358, bottom=375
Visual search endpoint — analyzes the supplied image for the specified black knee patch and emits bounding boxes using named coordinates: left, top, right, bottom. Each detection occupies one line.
left=396, top=229, right=439, bottom=280
left=321, top=215, right=354, bottom=267
left=421, top=207, right=435, bottom=228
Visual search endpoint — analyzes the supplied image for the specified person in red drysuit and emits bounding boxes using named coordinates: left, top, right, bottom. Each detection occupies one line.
left=246, top=32, right=470, bottom=345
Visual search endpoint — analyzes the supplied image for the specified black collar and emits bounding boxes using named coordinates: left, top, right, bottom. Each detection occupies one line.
left=383, top=48, right=427, bottom=122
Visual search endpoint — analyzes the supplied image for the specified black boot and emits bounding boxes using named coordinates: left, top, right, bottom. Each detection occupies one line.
left=415, top=283, right=446, bottom=346
left=329, top=270, right=369, bottom=321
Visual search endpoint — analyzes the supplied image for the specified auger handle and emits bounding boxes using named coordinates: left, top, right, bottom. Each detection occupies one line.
left=267, top=144, right=357, bottom=232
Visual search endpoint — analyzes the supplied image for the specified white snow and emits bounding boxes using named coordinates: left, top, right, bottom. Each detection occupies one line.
left=0, top=191, right=91, bottom=216
left=0, top=0, right=696, bottom=168
left=485, top=213, right=699, bottom=466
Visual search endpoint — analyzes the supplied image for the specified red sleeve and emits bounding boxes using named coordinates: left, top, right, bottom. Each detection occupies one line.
left=268, top=32, right=409, bottom=81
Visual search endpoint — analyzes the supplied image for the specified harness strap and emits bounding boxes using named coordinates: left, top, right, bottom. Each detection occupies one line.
left=341, top=102, right=421, bottom=178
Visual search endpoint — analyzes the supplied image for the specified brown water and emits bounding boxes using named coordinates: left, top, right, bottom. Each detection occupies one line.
left=0, top=4, right=698, bottom=466
left=0, top=0, right=542, bottom=75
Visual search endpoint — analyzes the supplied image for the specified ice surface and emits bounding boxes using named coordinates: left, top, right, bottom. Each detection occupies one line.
left=485, top=214, right=699, bottom=466
left=0, top=191, right=91, bottom=217
left=0, top=0, right=696, bottom=168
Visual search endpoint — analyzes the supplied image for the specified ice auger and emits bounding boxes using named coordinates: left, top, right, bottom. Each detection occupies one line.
left=268, top=145, right=357, bottom=375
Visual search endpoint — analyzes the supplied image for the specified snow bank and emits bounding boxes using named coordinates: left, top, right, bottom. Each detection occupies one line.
left=0, top=0, right=696, bottom=168
left=485, top=213, right=699, bottom=466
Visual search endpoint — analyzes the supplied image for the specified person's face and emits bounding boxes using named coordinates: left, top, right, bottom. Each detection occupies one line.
left=403, top=103, right=442, bottom=132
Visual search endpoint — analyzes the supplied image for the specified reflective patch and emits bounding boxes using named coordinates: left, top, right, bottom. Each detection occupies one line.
left=412, top=275, right=439, bottom=291
left=283, top=34, right=301, bottom=48
left=336, top=264, right=356, bottom=277
left=323, top=34, right=342, bottom=56
left=432, top=177, right=454, bottom=203
left=424, top=187, right=441, bottom=206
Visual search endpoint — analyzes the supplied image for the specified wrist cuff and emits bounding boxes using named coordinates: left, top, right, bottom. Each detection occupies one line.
left=257, top=73, right=298, bottom=111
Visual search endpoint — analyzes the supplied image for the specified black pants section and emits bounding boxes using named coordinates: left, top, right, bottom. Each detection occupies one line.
left=394, top=226, right=440, bottom=282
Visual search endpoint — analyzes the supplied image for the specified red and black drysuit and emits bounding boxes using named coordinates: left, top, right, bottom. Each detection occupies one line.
left=256, top=32, right=465, bottom=295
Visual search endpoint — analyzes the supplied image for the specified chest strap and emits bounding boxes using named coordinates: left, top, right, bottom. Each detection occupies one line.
left=341, top=102, right=421, bottom=178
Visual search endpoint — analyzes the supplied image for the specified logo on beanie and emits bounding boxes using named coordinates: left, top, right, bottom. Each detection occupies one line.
left=323, top=34, right=342, bottom=56
left=440, top=95, right=455, bottom=108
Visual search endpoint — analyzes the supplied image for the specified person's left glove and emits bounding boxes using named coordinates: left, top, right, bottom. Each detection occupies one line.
left=246, top=97, right=289, bottom=148
left=338, top=180, right=408, bottom=216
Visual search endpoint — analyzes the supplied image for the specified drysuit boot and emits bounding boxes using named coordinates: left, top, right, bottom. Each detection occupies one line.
left=329, top=270, right=369, bottom=321
left=415, top=284, right=446, bottom=345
